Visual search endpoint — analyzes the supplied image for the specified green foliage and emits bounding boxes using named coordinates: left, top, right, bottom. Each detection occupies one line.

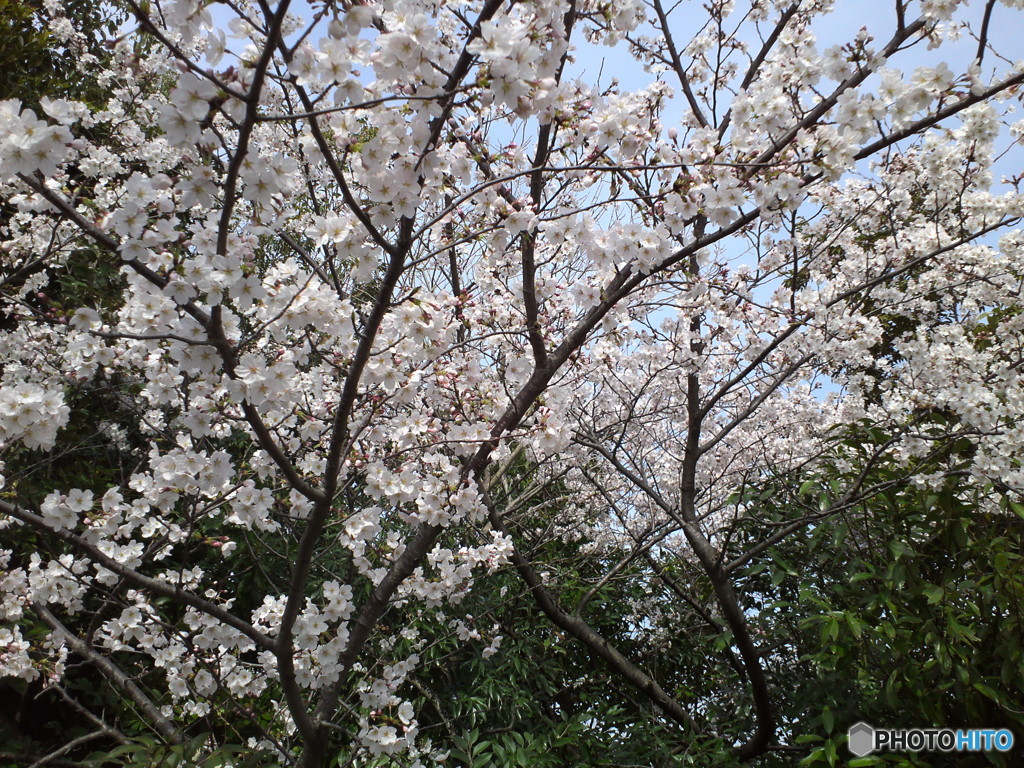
left=83, top=734, right=280, bottom=768
left=0, top=0, right=126, bottom=108
left=731, top=421, right=1024, bottom=767
left=392, top=452, right=698, bottom=766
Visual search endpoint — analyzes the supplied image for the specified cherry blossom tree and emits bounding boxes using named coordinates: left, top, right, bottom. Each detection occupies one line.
left=2, top=0, right=1023, bottom=764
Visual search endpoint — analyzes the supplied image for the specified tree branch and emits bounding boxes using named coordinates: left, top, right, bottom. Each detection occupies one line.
left=31, top=604, right=185, bottom=747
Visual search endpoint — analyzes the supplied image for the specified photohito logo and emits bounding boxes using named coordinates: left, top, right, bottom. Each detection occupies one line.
left=847, top=722, right=1014, bottom=756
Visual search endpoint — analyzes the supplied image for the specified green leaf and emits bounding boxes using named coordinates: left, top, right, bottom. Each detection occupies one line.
left=795, top=734, right=824, bottom=744
left=994, top=551, right=1009, bottom=576
left=973, top=681, right=1002, bottom=703
left=821, top=707, right=834, bottom=734
left=824, top=739, right=838, bottom=766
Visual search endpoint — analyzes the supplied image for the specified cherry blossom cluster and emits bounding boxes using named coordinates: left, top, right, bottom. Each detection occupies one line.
left=2, top=0, right=1023, bottom=763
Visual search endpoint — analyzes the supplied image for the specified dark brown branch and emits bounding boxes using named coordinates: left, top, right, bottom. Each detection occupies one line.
left=2, top=502, right=273, bottom=652
left=718, top=2, right=801, bottom=140
left=677, top=380, right=774, bottom=761
left=481, top=481, right=700, bottom=735
left=853, top=69, right=1024, bottom=161
left=32, top=604, right=185, bottom=746
left=652, top=0, right=709, bottom=129
left=522, top=125, right=552, bottom=368
left=749, top=17, right=928, bottom=172
left=412, top=0, right=506, bottom=171
left=16, top=175, right=323, bottom=504
left=976, top=0, right=997, bottom=65
left=123, top=0, right=249, bottom=101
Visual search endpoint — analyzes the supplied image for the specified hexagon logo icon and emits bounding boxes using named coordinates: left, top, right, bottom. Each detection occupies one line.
left=848, top=722, right=876, bottom=756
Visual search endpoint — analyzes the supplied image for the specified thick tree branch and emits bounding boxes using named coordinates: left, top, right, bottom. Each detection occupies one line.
left=2, top=502, right=273, bottom=652
left=481, top=481, right=701, bottom=735
left=31, top=604, right=185, bottom=747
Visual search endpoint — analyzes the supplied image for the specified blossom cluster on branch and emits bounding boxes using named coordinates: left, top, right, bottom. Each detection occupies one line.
left=1, top=0, right=1023, bottom=764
